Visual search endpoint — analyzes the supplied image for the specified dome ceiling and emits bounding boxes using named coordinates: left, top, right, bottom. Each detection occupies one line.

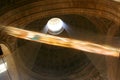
left=16, top=14, right=105, bottom=80
left=17, top=14, right=108, bottom=80
left=0, top=0, right=120, bottom=80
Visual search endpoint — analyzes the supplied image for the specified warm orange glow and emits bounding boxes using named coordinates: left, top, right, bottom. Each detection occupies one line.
left=5, top=26, right=119, bottom=57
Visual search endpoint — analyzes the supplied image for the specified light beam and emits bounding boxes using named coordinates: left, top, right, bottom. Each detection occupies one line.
left=4, top=26, right=120, bottom=57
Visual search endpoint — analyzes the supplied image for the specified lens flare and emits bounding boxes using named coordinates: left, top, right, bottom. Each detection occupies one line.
left=5, top=26, right=120, bottom=57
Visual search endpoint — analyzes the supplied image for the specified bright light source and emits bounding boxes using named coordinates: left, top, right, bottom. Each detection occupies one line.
left=47, top=18, right=64, bottom=35
left=0, top=62, right=7, bottom=73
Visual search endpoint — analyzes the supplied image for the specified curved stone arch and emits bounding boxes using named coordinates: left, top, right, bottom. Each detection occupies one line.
left=0, top=43, right=11, bottom=57
left=0, top=43, right=19, bottom=80
left=0, top=0, right=120, bottom=27
left=8, top=8, right=120, bottom=26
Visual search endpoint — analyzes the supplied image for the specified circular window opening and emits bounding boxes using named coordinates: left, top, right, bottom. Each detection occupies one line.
left=47, top=18, right=64, bottom=35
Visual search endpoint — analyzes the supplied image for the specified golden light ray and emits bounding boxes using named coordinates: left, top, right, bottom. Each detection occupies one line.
left=4, top=26, right=120, bottom=57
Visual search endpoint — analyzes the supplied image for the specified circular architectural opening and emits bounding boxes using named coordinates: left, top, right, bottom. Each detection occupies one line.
left=47, top=18, right=64, bottom=35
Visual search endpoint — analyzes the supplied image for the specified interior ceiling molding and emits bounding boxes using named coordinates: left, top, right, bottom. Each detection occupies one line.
left=0, top=27, right=16, bottom=52
left=85, top=16, right=113, bottom=34
left=106, top=23, right=120, bottom=49
left=0, top=0, right=120, bottom=27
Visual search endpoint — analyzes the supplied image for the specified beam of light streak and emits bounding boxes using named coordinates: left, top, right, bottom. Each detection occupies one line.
left=42, top=25, right=48, bottom=34
left=4, top=26, right=120, bottom=57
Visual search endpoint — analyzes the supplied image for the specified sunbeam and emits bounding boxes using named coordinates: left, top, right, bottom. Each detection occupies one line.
left=4, top=26, right=120, bottom=57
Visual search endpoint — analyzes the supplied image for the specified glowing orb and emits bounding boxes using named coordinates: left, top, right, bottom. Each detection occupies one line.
left=47, top=18, right=64, bottom=35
